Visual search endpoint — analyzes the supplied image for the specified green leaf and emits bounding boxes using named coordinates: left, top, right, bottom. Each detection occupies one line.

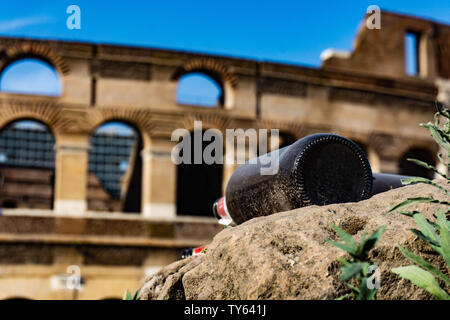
left=337, top=257, right=351, bottom=266
left=386, top=197, right=434, bottom=215
left=406, top=158, right=449, bottom=180
left=436, top=101, right=450, bottom=119
left=397, top=245, right=450, bottom=285
left=422, top=123, right=450, bottom=154
left=133, top=290, right=140, bottom=300
left=387, top=197, right=450, bottom=215
left=360, top=226, right=386, bottom=254
left=398, top=210, right=420, bottom=217
left=409, top=229, right=442, bottom=254
left=124, top=290, right=132, bottom=300
left=356, top=277, right=377, bottom=300
left=330, top=224, right=358, bottom=253
left=335, top=293, right=353, bottom=300
left=392, top=266, right=450, bottom=300
left=436, top=210, right=450, bottom=267
left=436, top=208, right=450, bottom=232
left=341, top=262, right=368, bottom=282
left=414, top=214, right=440, bottom=245
left=346, top=283, right=360, bottom=294
left=401, top=176, right=449, bottom=195
left=326, top=239, right=357, bottom=255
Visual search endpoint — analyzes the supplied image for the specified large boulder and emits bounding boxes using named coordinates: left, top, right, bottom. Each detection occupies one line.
left=138, top=180, right=449, bottom=300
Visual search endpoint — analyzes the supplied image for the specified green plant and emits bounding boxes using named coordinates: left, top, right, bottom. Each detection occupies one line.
left=326, top=224, right=386, bottom=300
left=123, top=289, right=140, bottom=300
left=387, top=103, right=450, bottom=300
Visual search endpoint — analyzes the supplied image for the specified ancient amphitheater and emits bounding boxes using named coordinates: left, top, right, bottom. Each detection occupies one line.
left=0, top=11, right=448, bottom=299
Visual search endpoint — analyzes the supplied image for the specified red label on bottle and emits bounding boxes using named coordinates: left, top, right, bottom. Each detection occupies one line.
left=217, top=197, right=228, bottom=219
left=193, top=245, right=207, bottom=256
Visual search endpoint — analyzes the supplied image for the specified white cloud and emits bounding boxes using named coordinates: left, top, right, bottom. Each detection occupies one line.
left=0, top=16, right=53, bottom=32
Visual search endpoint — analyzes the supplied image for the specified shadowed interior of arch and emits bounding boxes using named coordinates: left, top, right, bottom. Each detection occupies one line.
left=176, top=130, right=223, bottom=217
left=399, top=147, right=436, bottom=179
left=176, top=72, right=222, bottom=107
left=88, top=121, right=142, bottom=213
left=0, top=119, right=55, bottom=210
left=0, top=58, right=61, bottom=96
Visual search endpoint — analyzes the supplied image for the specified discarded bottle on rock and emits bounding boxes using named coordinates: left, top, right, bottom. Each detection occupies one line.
left=213, top=133, right=374, bottom=225
left=180, top=245, right=207, bottom=259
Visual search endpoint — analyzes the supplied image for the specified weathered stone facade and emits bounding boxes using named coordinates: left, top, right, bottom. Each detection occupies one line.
left=0, top=11, right=448, bottom=299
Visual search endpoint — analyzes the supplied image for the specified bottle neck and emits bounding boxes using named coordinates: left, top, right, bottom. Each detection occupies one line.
left=213, top=196, right=234, bottom=225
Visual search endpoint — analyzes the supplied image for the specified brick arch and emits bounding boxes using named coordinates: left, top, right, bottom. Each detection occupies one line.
left=397, top=142, right=439, bottom=160
left=86, top=108, right=153, bottom=147
left=0, top=42, right=70, bottom=75
left=173, top=58, right=238, bottom=88
left=258, top=119, right=305, bottom=139
left=173, top=58, right=238, bottom=109
left=398, top=145, right=438, bottom=179
left=182, top=112, right=232, bottom=134
left=0, top=100, right=74, bottom=140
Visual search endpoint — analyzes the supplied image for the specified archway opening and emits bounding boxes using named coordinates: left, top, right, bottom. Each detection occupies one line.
left=88, top=122, right=142, bottom=213
left=176, top=72, right=223, bottom=107
left=278, top=132, right=297, bottom=149
left=0, top=58, right=61, bottom=96
left=399, top=147, right=436, bottom=179
left=0, top=120, right=55, bottom=209
left=176, top=130, right=223, bottom=216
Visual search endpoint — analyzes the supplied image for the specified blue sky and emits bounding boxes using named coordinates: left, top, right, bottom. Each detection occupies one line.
left=0, top=0, right=448, bottom=67
left=0, top=1, right=448, bottom=121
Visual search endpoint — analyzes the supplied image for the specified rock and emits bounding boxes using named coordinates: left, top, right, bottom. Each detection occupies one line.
left=138, top=255, right=204, bottom=300
left=139, top=180, right=449, bottom=300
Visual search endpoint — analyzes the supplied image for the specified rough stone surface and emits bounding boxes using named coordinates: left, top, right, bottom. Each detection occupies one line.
left=138, top=255, right=204, bottom=300
left=139, top=180, right=449, bottom=300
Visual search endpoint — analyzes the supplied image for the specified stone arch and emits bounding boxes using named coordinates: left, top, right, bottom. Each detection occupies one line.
left=172, top=58, right=237, bottom=109
left=0, top=42, right=70, bottom=76
left=258, top=120, right=304, bottom=152
left=0, top=118, right=56, bottom=210
left=88, top=119, right=144, bottom=213
left=182, top=112, right=232, bottom=134
left=86, top=108, right=153, bottom=148
left=398, top=146, right=437, bottom=179
left=0, top=100, right=72, bottom=141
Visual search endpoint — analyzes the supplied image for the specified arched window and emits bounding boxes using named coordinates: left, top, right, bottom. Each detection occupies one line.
left=399, top=147, right=436, bottom=179
left=88, top=122, right=142, bottom=213
left=176, top=72, right=223, bottom=107
left=0, top=120, right=55, bottom=209
left=176, top=130, right=223, bottom=216
left=0, top=58, right=61, bottom=96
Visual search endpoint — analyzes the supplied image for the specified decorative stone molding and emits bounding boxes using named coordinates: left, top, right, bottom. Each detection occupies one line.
left=260, top=78, right=307, bottom=97
left=182, top=111, right=233, bottom=133
left=86, top=107, right=154, bottom=143
left=0, top=41, right=70, bottom=75
left=257, top=119, right=306, bottom=139
left=92, top=60, right=151, bottom=81
left=368, top=132, right=438, bottom=161
left=178, top=58, right=238, bottom=88
left=0, top=98, right=76, bottom=137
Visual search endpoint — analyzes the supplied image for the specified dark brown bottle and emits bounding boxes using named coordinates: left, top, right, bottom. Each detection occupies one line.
left=213, top=133, right=373, bottom=225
